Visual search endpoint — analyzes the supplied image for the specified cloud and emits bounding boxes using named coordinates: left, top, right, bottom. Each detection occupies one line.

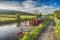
left=37, top=6, right=55, bottom=15
left=38, top=6, right=60, bottom=15
left=0, top=0, right=36, bottom=12
left=22, top=0, right=36, bottom=8
left=0, top=0, right=60, bottom=15
left=0, top=1, right=23, bottom=11
left=0, top=1, right=20, bottom=7
left=20, top=0, right=60, bottom=14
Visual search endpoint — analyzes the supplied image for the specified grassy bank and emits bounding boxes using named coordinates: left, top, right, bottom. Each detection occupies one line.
left=0, top=15, right=36, bottom=19
left=20, top=19, right=51, bottom=40
left=0, top=15, right=35, bottom=25
left=55, top=18, right=60, bottom=40
left=0, top=17, right=16, bottom=25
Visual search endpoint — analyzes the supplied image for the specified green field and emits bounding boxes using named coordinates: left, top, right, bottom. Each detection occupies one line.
left=0, top=15, right=36, bottom=25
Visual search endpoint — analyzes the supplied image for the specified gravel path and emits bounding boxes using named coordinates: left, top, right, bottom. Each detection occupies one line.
left=36, top=20, right=56, bottom=40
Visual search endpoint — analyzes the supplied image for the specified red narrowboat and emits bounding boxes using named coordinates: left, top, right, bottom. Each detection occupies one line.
left=34, top=18, right=42, bottom=26
left=29, top=18, right=42, bottom=26
left=29, top=19, right=34, bottom=26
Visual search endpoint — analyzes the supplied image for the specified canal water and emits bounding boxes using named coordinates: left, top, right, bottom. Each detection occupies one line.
left=0, top=21, right=34, bottom=40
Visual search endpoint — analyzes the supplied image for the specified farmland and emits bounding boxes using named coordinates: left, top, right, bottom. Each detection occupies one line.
left=0, top=15, right=36, bottom=25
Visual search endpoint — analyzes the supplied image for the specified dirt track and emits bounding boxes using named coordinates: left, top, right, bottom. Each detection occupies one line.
left=36, top=20, right=56, bottom=40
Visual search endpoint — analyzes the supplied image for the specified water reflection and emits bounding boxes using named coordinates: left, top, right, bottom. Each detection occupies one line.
left=20, top=21, right=35, bottom=32
left=16, top=22, right=20, bottom=27
left=0, top=23, right=19, bottom=40
left=0, top=21, right=35, bottom=40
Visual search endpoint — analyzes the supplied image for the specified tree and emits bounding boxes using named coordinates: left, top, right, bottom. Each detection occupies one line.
left=54, top=10, right=60, bottom=19
left=16, top=14, right=20, bottom=27
left=38, top=13, right=42, bottom=18
left=34, top=9, right=39, bottom=18
left=16, top=13, right=20, bottom=22
left=34, top=9, right=42, bottom=18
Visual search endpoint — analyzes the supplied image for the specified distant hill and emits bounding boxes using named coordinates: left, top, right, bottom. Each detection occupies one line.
left=0, top=9, right=34, bottom=15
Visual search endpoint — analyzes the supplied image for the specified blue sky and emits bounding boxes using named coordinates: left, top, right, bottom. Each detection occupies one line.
left=0, top=0, right=60, bottom=14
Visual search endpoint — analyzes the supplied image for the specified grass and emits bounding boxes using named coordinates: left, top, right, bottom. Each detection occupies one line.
left=55, top=18, right=60, bottom=40
left=20, top=15, right=36, bottom=19
left=0, top=15, right=36, bottom=25
left=20, top=19, right=50, bottom=40
left=0, top=15, right=36, bottom=21
left=0, top=17, right=16, bottom=22
left=0, top=15, right=36, bottom=19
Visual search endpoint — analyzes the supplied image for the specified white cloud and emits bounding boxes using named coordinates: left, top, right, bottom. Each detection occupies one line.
left=22, top=0, right=36, bottom=9
left=20, top=1, right=60, bottom=15
left=0, top=0, right=59, bottom=15
left=20, top=5, right=58, bottom=15
left=37, top=6, right=55, bottom=15
left=0, top=0, right=36, bottom=12
left=0, top=1, right=23, bottom=11
left=0, top=1, right=20, bottom=7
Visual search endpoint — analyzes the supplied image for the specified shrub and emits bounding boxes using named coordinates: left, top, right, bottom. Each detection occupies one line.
left=16, top=14, right=20, bottom=22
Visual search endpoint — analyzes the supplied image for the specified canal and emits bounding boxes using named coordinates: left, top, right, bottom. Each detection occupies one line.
left=0, top=21, right=34, bottom=40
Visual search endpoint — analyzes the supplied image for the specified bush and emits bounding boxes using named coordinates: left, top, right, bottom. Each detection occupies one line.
left=55, top=18, right=60, bottom=40
left=16, top=14, right=20, bottom=22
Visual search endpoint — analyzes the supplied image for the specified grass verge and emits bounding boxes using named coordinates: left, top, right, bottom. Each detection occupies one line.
left=55, top=18, right=60, bottom=40
left=20, top=19, right=51, bottom=40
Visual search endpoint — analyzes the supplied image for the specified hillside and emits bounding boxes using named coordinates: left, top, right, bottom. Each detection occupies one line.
left=0, top=9, right=34, bottom=15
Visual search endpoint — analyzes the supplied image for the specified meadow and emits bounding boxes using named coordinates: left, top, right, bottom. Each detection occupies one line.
left=0, top=15, right=36, bottom=25
left=0, top=15, right=36, bottom=19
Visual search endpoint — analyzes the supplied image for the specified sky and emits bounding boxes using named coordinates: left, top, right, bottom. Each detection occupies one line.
left=0, top=0, right=60, bottom=15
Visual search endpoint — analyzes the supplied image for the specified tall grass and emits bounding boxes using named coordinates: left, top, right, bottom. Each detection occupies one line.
left=55, top=18, right=60, bottom=40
